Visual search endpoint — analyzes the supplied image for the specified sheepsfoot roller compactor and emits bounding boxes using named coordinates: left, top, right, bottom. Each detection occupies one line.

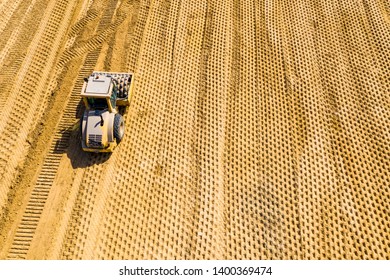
left=80, top=71, right=134, bottom=152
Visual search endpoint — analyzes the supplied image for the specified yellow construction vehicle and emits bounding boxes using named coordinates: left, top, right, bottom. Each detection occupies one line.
left=80, top=71, right=134, bottom=152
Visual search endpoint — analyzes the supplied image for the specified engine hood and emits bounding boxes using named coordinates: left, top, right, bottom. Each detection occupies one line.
left=84, top=110, right=110, bottom=148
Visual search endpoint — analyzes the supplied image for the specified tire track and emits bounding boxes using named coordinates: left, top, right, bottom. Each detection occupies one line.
left=6, top=52, right=99, bottom=259
left=66, top=0, right=181, bottom=259
left=68, top=9, right=99, bottom=38
left=224, top=0, right=263, bottom=259
left=125, top=0, right=150, bottom=72
left=73, top=0, right=153, bottom=259
left=3, top=0, right=97, bottom=259
left=6, top=0, right=127, bottom=259
left=330, top=0, right=389, bottom=259
left=25, top=1, right=131, bottom=260
left=1, top=0, right=116, bottom=221
left=0, top=0, right=44, bottom=110
left=58, top=9, right=128, bottom=68
left=0, top=0, right=33, bottom=59
left=309, top=0, right=357, bottom=260
left=277, top=0, right=311, bottom=259
left=189, top=0, right=231, bottom=259
left=54, top=0, right=172, bottom=258
left=55, top=0, right=138, bottom=260
left=187, top=1, right=225, bottom=259
left=0, top=0, right=78, bottom=228
left=0, top=0, right=13, bottom=16
left=254, top=0, right=281, bottom=260
left=0, top=0, right=24, bottom=36
left=103, top=0, right=200, bottom=259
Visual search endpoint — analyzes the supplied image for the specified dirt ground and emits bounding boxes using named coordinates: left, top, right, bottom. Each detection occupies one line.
left=0, top=0, right=388, bottom=259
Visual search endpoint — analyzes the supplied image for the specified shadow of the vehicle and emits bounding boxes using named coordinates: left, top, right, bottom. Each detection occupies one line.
left=53, top=121, right=111, bottom=169
left=52, top=99, right=111, bottom=168
left=68, top=128, right=111, bottom=169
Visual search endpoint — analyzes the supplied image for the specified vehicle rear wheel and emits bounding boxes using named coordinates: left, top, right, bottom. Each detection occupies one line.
left=113, top=114, right=125, bottom=143
left=79, top=114, right=84, bottom=140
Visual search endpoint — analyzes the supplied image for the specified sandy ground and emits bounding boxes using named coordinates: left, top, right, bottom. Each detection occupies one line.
left=0, top=0, right=389, bottom=259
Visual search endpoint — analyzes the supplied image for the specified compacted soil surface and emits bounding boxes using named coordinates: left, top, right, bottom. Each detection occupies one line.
left=0, top=0, right=388, bottom=259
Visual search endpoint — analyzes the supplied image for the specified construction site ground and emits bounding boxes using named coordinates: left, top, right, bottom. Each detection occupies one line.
left=0, top=0, right=389, bottom=260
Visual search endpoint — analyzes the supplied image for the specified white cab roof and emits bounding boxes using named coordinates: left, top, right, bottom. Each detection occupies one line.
left=82, top=74, right=112, bottom=97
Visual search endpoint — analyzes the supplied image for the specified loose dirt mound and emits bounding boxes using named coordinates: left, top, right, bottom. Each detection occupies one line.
left=0, top=0, right=388, bottom=259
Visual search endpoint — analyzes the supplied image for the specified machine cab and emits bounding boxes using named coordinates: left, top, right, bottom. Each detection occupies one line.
left=81, top=74, right=118, bottom=113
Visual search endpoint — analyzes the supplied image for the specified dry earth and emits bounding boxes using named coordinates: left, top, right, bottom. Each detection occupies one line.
left=0, top=0, right=389, bottom=259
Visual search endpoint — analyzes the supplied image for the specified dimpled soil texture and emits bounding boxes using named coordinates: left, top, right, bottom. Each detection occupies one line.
left=0, top=0, right=388, bottom=260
